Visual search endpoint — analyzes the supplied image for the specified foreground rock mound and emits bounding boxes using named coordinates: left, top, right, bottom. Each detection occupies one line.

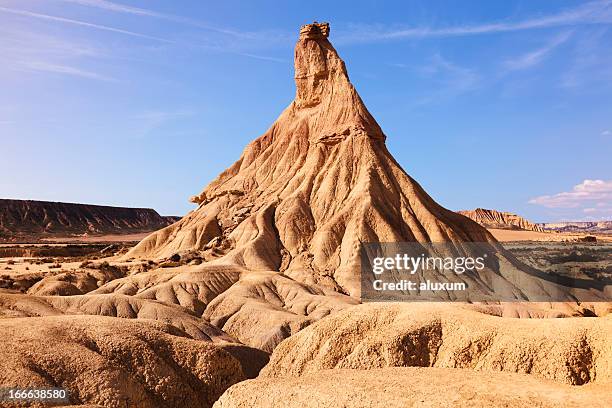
left=214, top=367, right=610, bottom=408
left=262, top=303, right=612, bottom=385
left=91, top=263, right=358, bottom=351
left=0, top=315, right=244, bottom=408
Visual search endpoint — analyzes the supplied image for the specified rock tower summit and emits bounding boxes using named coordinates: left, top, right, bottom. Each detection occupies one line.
left=292, top=22, right=386, bottom=143
left=299, top=22, right=330, bottom=39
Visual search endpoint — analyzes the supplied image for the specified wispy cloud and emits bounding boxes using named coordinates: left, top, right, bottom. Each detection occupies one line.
left=335, top=0, right=612, bottom=44
left=0, top=23, right=114, bottom=82
left=55, top=0, right=165, bottom=17
left=529, top=179, right=612, bottom=209
left=560, top=28, right=612, bottom=89
left=399, top=53, right=480, bottom=107
left=236, top=53, right=288, bottom=64
left=130, top=110, right=194, bottom=137
left=15, top=60, right=116, bottom=81
left=0, top=25, right=106, bottom=58
left=54, top=0, right=287, bottom=41
left=583, top=203, right=612, bottom=215
left=503, top=31, right=573, bottom=71
left=602, top=130, right=611, bottom=136
left=1, top=3, right=288, bottom=64
left=420, top=54, right=479, bottom=90
left=0, top=6, right=174, bottom=43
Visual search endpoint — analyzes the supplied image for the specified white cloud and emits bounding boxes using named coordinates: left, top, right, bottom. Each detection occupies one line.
left=529, top=179, right=612, bottom=208
left=335, top=0, right=612, bottom=44
left=0, top=25, right=114, bottom=82
left=130, top=110, right=194, bottom=137
left=0, top=3, right=288, bottom=64
left=559, top=28, right=612, bottom=89
left=503, top=31, right=572, bottom=71
left=237, top=53, right=288, bottom=64
left=0, top=6, right=174, bottom=43
left=54, top=0, right=284, bottom=41
left=55, top=0, right=164, bottom=17
left=403, top=53, right=479, bottom=107
left=16, top=61, right=116, bottom=81
left=602, top=130, right=611, bottom=136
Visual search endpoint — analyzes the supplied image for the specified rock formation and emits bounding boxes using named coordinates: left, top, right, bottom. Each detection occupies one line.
left=260, top=303, right=611, bottom=385
left=0, top=199, right=179, bottom=242
left=458, top=208, right=545, bottom=232
left=126, top=22, right=594, bottom=304
left=128, top=22, right=494, bottom=281
left=0, top=315, right=245, bottom=408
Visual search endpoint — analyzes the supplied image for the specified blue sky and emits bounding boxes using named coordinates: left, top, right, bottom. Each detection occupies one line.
left=1, top=0, right=611, bottom=222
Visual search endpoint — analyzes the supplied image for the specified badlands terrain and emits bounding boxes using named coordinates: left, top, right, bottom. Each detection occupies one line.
left=1, top=22, right=610, bottom=407
left=458, top=208, right=546, bottom=232
left=0, top=199, right=179, bottom=243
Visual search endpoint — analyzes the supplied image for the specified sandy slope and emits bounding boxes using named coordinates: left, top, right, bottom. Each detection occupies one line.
left=0, top=315, right=244, bottom=408
left=261, top=303, right=612, bottom=385
left=214, top=367, right=612, bottom=408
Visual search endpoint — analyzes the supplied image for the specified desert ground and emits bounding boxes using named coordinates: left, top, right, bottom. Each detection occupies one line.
left=1, top=237, right=610, bottom=407
left=489, top=228, right=612, bottom=242
left=1, top=22, right=610, bottom=408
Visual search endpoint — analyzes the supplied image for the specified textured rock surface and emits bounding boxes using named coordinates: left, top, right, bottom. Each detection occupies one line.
left=89, top=263, right=358, bottom=350
left=262, top=303, right=612, bottom=386
left=0, top=316, right=245, bottom=408
left=458, top=208, right=545, bottom=232
left=214, top=367, right=611, bottom=408
left=0, top=291, right=235, bottom=343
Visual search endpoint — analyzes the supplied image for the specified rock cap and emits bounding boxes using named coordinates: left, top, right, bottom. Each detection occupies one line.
left=299, top=22, right=330, bottom=39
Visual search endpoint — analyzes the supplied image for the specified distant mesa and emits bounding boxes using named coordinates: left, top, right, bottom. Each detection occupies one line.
left=458, top=208, right=545, bottom=232
left=0, top=198, right=180, bottom=242
left=458, top=208, right=612, bottom=235
left=539, top=221, right=612, bottom=234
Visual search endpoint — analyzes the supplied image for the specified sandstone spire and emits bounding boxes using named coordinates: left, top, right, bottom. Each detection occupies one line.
left=292, top=22, right=385, bottom=144
left=126, top=23, right=593, bottom=301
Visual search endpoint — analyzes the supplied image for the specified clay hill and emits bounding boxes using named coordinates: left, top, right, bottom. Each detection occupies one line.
left=458, top=208, right=545, bottom=232
left=126, top=22, right=601, bottom=304
left=0, top=199, right=179, bottom=242
left=1, top=22, right=611, bottom=408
